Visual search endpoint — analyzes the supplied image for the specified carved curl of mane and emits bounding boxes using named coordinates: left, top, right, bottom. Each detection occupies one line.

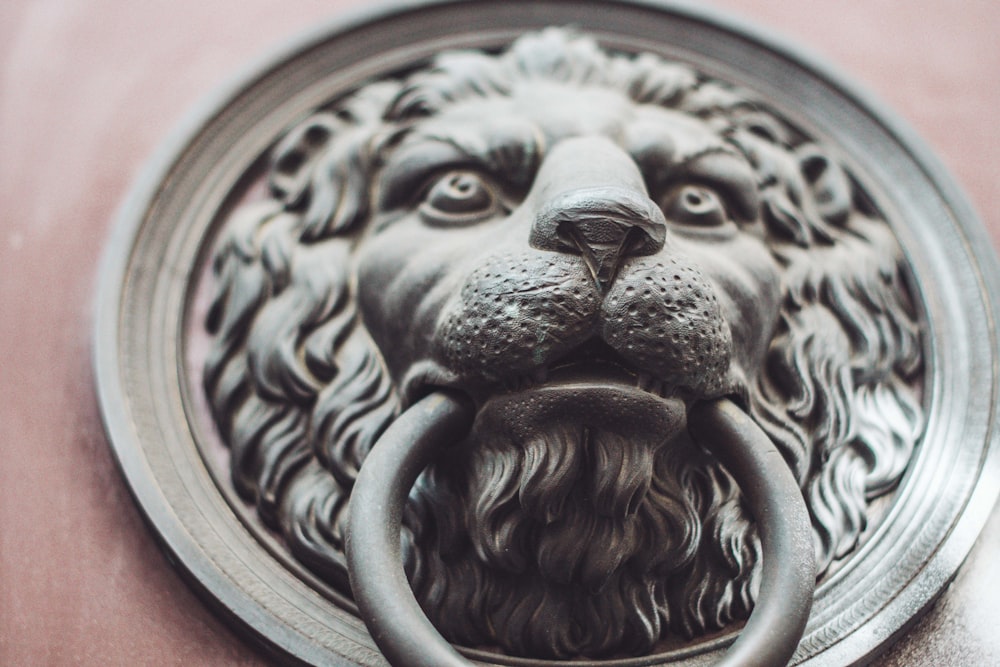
left=204, top=28, right=922, bottom=648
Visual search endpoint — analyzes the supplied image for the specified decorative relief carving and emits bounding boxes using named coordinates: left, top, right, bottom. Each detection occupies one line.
left=203, top=29, right=922, bottom=660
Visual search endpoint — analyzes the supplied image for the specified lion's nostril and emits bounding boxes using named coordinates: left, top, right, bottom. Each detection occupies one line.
left=532, top=186, right=667, bottom=291
left=555, top=221, right=583, bottom=253
left=556, top=220, right=653, bottom=290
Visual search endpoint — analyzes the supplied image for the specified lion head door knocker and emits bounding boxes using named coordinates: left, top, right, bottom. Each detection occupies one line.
left=96, top=4, right=999, bottom=666
left=202, top=29, right=918, bottom=665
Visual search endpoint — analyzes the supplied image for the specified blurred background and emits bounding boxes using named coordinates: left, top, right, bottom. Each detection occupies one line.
left=2, top=1, right=998, bottom=664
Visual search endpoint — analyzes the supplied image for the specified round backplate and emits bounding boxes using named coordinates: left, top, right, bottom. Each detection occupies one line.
left=94, top=1, right=1000, bottom=665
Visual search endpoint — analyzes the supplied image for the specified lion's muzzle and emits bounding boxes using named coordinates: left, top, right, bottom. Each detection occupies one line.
left=434, top=136, right=735, bottom=400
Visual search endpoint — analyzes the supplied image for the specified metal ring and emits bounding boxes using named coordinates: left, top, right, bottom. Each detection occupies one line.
left=346, top=391, right=475, bottom=667
left=687, top=399, right=816, bottom=667
left=347, top=394, right=814, bottom=666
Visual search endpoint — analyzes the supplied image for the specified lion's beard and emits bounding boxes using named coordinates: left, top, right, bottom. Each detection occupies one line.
left=405, top=413, right=762, bottom=659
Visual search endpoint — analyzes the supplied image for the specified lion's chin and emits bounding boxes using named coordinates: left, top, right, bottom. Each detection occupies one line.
left=410, top=377, right=708, bottom=658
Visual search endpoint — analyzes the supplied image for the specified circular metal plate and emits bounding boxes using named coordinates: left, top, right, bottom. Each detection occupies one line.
left=94, top=1, right=1000, bottom=664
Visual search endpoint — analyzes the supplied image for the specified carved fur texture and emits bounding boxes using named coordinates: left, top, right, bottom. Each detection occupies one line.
left=204, top=29, right=922, bottom=659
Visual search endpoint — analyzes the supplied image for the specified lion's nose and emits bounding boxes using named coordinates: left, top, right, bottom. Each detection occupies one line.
left=529, top=137, right=666, bottom=290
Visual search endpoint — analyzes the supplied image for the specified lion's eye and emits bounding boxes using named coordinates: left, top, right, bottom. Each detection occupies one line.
left=660, top=184, right=728, bottom=227
left=419, top=170, right=501, bottom=226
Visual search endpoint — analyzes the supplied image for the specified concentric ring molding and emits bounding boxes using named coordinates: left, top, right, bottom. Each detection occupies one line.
left=94, top=2, right=1000, bottom=665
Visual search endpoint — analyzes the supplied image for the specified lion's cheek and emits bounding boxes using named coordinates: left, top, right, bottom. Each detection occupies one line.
left=702, top=254, right=783, bottom=386
left=718, top=284, right=782, bottom=387
left=354, top=227, right=479, bottom=381
left=669, top=234, right=784, bottom=389
left=602, top=260, right=733, bottom=397
left=432, top=252, right=601, bottom=383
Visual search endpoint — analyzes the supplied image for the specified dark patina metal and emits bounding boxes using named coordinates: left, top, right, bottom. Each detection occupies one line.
left=94, top=2, right=1000, bottom=666
left=347, top=395, right=814, bottom=667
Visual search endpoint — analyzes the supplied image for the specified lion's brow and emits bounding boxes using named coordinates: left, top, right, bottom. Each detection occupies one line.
left=378, top=123, right=542, bottom=208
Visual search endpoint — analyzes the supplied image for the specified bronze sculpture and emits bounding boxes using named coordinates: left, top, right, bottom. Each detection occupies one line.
left=94, top=2, right=1000, bottom=665
left=204, top=29, right=917, bottom=663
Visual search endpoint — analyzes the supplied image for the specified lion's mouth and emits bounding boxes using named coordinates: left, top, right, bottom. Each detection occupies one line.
left=522, top=338, right=673, bottom=397
left=403, top=337, right=706, bottom=413
left=455, top=338, right=689, bottom=440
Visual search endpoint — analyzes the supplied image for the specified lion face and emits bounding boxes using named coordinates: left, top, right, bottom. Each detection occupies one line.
left=356, top=85, right=782, bottom=416
left=204, top=29, right=923, bottom=661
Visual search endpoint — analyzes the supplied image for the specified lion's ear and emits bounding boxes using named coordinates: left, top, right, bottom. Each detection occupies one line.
left=269, top=113, right=339, bottom=208
left=267, top=81, right=402, bottom=242
left=796, top=144, right=852, bottom=227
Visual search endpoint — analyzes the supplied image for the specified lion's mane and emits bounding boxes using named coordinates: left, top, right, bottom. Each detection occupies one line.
left=203, top=29, right=922, bottom=657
